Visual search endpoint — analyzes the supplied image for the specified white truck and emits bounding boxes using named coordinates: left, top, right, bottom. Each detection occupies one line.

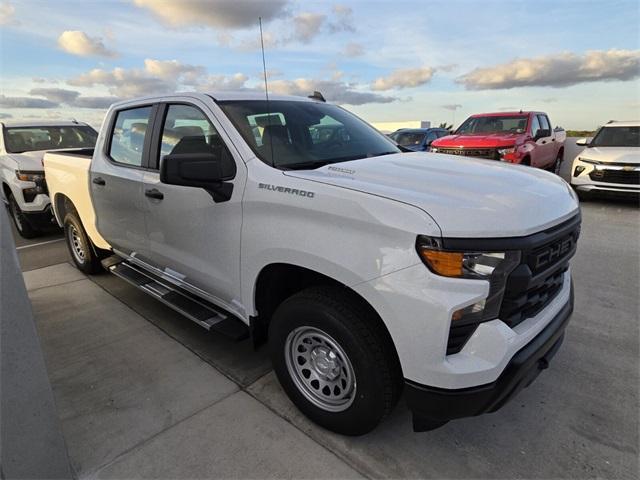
left=44, top=92, right=581, bottom=435
left=1, top=121, right=97, bottom=237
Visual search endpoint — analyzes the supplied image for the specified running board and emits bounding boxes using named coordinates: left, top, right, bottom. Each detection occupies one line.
left=102, top=257, right=248, bottom=341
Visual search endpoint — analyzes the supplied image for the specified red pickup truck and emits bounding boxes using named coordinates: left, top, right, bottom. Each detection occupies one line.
left=430, top=111, right=566, bottom=173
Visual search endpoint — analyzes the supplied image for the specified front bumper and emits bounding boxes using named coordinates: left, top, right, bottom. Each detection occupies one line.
left=571, top=158, right=640, bottom=194
left=405, top=283, right=573, bottom=431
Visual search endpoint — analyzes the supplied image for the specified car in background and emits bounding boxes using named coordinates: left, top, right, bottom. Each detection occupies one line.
left=389, top=128, right=449, bottom=152
left=571, top=121, right=639, bottom=199
left=431, top=111, right=566, bottom=173
left=0, top=121, right=98, bottom=237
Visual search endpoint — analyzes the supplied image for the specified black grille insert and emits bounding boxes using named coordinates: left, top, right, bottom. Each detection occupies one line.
left=437, top=148, right=498, bottom=160
left=589, top=169, right=640, bottom=185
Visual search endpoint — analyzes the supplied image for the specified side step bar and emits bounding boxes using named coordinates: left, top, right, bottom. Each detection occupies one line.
left=102, top=256, right=249, bottom=341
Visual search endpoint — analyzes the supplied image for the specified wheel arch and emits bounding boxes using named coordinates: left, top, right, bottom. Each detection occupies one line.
left=52, top=193, right=76, bottom=227
left=251, top=262, right=403, bottom=376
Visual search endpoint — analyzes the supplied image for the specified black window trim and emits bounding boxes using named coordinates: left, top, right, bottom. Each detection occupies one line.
left=104, top=103, right=159, bottom=171
left=148, top=101, right=236, bottom=173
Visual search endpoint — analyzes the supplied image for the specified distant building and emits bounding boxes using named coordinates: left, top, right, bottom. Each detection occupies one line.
left=420, top=121, right=431, bottom=128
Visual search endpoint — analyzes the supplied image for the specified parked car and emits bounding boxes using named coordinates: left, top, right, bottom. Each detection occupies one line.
left=389, top=128, right=449, bottom=152
left=0, top=121, right=97, bottom=237
left=44, top=92, right=580, bottom=435
left=571, top=121, right=640, bottom=199
left=431, top=111, right=566, bottom=173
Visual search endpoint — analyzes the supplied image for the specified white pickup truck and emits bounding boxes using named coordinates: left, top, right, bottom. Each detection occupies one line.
left=1, top=121, right=97, bottom=237
left=44, top=92, right=581, bottom=435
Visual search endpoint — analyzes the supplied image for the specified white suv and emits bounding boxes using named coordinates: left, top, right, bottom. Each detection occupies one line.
left=571, top=121, right=640, bottom=199
left=0, top=121, right=97, bottom=237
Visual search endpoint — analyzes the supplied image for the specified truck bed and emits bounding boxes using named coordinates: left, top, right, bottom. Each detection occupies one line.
left=43, top=150, right=110, bottom=250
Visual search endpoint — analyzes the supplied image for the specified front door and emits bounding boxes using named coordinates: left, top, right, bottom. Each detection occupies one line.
left=141, top=102, right=245, bottom=314
left=90, top=104, right=154, bottom=257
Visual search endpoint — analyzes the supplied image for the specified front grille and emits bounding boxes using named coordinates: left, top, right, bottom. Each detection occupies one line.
left=445, top=215, right=580, bottom=354
left=437, top=148, right=498, bottom=160
left=589, top=169, right=640, bottom=185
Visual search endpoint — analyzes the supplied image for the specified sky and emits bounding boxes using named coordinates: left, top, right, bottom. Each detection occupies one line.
left=0, top=0, right=639, bottom=131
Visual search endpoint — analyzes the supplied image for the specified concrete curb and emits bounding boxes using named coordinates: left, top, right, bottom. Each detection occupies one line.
left=0, top=207, right=73, bottom=479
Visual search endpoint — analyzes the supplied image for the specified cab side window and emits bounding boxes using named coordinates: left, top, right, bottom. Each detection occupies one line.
left=109, top=106, right=152, bottom=166
left=158, top=105, right=222, bottom=161
left=538, top=115, right=551, bottom=133
left=530, top=115, right=541, bottom=137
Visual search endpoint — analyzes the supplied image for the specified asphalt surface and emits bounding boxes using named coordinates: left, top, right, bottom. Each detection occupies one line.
left=8, top=143, right=640, bottom=478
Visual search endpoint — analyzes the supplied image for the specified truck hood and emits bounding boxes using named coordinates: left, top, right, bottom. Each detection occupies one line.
left=284, top=152, right=579, bottom=238
left=6, top=148, right=87, bottom=172
left=433, top=133, right=521, bottom=148
left=5, top=150, right=48, bottom=171
left=577, top=146, right=640, bottom=164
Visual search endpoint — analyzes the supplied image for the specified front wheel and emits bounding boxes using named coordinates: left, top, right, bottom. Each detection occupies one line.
left=548, top=151, right=563, bottom=175
left=63, top=211, right=103, bottom=274
left=7, top=192, right=39, bottom=238
left=269, top=286, right=402, bottom=436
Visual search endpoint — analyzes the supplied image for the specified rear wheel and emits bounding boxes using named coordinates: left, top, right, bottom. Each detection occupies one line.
left=7, top=192, right=39, bottom=238
left=63, top=211, right=102, bottom=274
left=269, top=286, right=401, bottom=436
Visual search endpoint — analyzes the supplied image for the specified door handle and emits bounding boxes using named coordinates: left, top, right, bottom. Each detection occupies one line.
left=541, top=140, right=547, bottom=144
left=145, top=188, right=164, bottom=200
left=92, top=177, right=106, bottom=186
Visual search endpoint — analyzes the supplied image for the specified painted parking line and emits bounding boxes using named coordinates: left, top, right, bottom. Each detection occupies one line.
left=16, top=238, right=65, bottom=250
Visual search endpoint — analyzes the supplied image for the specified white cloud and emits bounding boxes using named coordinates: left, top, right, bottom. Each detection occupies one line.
left=328, top=4, right=355, bottom=33
left=0, top=2, right=15, bottom=25
left=371, top=67, right=435, bottom=91
left=343, top=42, right=364, bottom=58
left=29, top=88, right=80, bottom=104
left=58, top=30, right=117, bottom=57
left=197, top=73, right=249, bottom=91
left=269, top=78, right=396, bottom=105
left=133, top=0, right=289, bottom=29
left=291, top=12, right=326, bottom=43
left=442, top=104, right=462, bottom=111
left=458, top=49, right=640, bottom=90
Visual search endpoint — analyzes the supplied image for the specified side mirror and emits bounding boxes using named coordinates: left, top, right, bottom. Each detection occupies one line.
left=575, top=138, right=591, bottom=147
left=534, top=128, right=551, bottom=140
left=160, top=149, right=236, bottom=202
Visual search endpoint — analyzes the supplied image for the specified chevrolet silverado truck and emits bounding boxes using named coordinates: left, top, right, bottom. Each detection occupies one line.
left=1, top=120, right=97, bottom=237
left=431, top=111, right=566, bottom=173
left=44, top=92, right=581, bottom=435
left=571, top=121, right=640, bottom=199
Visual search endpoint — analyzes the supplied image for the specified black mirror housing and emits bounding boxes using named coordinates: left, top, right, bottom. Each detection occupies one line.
left=535, top=129, right=551, bottom=140
left=160, top=150, right=236, bottom=202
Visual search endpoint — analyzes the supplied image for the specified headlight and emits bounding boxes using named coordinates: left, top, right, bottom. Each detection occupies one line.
left=416, top=235, right=521, bottom=322
left=16, top=170, right=45, bottom=183
left=497, top=146, right=516, bottom=156
left=430, top=147, right=439, bottom=153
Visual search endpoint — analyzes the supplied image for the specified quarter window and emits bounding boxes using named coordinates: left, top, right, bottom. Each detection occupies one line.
left=109, top=106, right=152, bottom=166
left=158, top=104, right=226, bottom=167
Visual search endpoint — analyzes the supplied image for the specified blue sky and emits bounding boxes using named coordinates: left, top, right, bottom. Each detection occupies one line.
left=1, top=0, right=639, bottom=130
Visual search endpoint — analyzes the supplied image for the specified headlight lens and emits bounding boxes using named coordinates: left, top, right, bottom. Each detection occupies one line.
left=497, top=146, right=516, bottom=156
left=16, top=170, right=45, bottom=183
left=430, top=147, right=438, bottom=153
left=416, top=236, right=521, bottom=322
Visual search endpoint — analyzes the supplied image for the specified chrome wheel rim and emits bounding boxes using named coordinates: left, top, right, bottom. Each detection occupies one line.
left=284, top=326, right=356, bottom=412
left=68, top=224, right=86, bottom=264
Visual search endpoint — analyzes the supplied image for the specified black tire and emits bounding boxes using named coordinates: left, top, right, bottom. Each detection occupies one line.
left=63, top=211, right=103, bottom=274
left=576, top=189, right=591, bottom=202
left=548, top=151, right=563, bottom=175
left=7, top=192, right=39, bottom=238
left=268, top=286, right=402, bottom=436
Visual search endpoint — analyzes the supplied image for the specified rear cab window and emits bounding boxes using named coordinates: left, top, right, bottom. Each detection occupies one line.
left=108, top=106, right=153, bottom=167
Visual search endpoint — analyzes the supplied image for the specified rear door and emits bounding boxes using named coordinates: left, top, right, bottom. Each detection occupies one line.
left=140, top=100, right=246, bottom=313
left=535, top=114, right=555, bottom=167
left=90, top=104, right=156, bottom=257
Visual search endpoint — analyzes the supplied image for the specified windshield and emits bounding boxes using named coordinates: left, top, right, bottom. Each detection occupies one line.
left=391, top=132, right=426, bottom=147
left=218, top=100, right=400, bottom=169
left=590, top=126, right=640, bottom=147
left=456, top=115, right=528, bottom=135
left=4, top=126, right=98, bottom=153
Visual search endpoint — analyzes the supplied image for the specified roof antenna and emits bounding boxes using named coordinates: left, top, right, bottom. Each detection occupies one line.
left=259, top=17, right=275, bottom=168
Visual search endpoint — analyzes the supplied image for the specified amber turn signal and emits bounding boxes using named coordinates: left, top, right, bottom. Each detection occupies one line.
left=417, top=249, right=464, bottom=277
